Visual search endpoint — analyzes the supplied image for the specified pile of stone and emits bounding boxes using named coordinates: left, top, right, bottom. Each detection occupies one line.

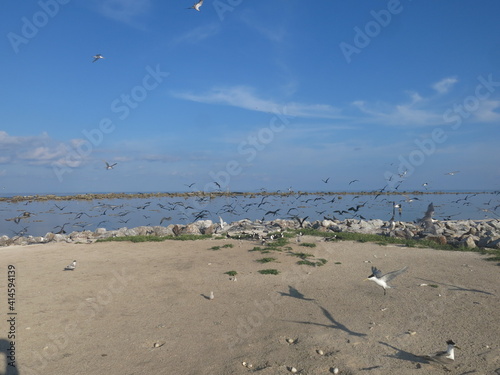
left=1, top=218, right=499, bottom=250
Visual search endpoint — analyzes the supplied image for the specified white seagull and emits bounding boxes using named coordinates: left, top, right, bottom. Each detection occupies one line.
left=92, top=54, right=104, bottom=63
left=64, top=260, right=77, bottom=271
left=444, top=171, right=460, bottom=176
left=188, top=0, right=204, bottom=11
left=365, top=266, right=408, bottom=295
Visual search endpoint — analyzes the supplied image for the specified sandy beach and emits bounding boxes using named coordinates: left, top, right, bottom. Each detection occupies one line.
left=0, top=236, right=499, bottom=374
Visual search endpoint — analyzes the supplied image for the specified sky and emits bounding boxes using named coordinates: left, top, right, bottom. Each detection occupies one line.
left=1, top=0, right=500, bottom=194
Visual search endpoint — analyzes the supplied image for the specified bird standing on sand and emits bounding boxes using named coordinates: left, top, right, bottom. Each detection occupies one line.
left=64, top=260, right=77, bottom=271
left=188, top=0, right=204, bottom=11
left=92, top=54, right=104, bottom=62
left=365, top=266, right=408, bottom=295
left=420, top=340, right=460, bottom=369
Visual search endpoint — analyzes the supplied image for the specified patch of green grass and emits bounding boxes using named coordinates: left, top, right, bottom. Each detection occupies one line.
left=297, top=260, right=316, bottom=266
left=222, top=243, right=234, bottom=248
left=335, top=261, right=342, bottom=265
left=256, top=257, right=277, bottom=263
left=258, top=269, right=280, bottom=275
left=293, top=228, right=469, bottom=252
left=299, top=242, right=316, bottom=248
left=429, top=284, right=439, bottom=288
left=290, top=252, right=314, bottom=259
left=249, top=246, right=271, bottom=254
left=210, top=246, right=221, bottom=250
left=297, top=259, right=327, bottom=267
left=224, top=271, right=237, bottom=277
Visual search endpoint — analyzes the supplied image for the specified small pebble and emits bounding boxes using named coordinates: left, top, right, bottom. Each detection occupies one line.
left=332, top=368, right=339, bottom=374
left=286, top=338, right=295, bottom=344
left=317, top=349, right=324, bottom=355
left=289, top=367, right=297, bottom=373
left=407, top=330, right=416, bottom=336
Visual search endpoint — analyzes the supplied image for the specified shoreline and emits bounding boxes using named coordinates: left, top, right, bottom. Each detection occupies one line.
left=2, top=216, right=500, bottom=253
left=0, top=190, right=496, bottom=203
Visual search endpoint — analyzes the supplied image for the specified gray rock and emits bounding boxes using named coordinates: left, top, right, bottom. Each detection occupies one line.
left=181, top=224, right=201, bottom=235
left=460, top=235, right=477, bottom=249
left=94, top=228, right=107, bottom=236
left=486, top=237, right=500, bottom=249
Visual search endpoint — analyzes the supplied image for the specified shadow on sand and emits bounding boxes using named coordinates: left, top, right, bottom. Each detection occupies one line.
left=0, top=339, right=19, bottom=375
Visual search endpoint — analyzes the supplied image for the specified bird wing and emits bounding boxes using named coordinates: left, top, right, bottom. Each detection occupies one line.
left=383, top=266, right=408, bottom=282
left=371, top=267, right=382, bottom=278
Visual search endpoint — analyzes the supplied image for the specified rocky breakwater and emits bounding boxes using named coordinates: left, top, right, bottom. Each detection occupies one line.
left=1, top=217, right=500, bottom=250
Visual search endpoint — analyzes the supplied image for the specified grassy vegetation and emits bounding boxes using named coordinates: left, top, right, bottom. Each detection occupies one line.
left=290, top=252, right=314, bottom=259
left=256, top=257, right=277, bottom=263
left=224, top=271, right=237, bottom=277
left=258, top=269, right=280, bottom=275
left=293, top=228, right=500, bottom=264
left=249, top=246, right=271, bottom=254
left=299, top=242, right=316, bottom=248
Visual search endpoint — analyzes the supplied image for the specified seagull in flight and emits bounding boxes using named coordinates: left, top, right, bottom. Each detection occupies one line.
left=322, top=177, right=330, bottom=184
left=349, top=179, right=359, bottom=185
left=64, top=260, right=77, bottom=271
left=365, top=266, right=408, bottom=295
left=444, top=171, right=460, bottom=175
left=92, top=54, right=104, bottom=63
left=104, top=161, right=117, bottom=170
left=188, top=0, right=204, bottom=11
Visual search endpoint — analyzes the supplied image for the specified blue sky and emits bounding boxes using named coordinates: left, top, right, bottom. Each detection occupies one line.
left=1, top=0, right=500, bottom=194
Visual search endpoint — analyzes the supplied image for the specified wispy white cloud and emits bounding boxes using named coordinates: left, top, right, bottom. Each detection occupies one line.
left=91, top=0, right=151, bottom=27
left=0, top=131, right=85, bottom=167
left=351, top=98, right=443, bottom=127
left=170, top=23, right=221, bottom=45
left=432, top=77, right=458, bottom=94
left=172, top=86, right=344, bottom=119
left=472, top=99, right=500, bottom=122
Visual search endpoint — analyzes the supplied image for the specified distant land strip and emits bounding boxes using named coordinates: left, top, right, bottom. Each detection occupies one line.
left=0, top=191, right=497, bottom=203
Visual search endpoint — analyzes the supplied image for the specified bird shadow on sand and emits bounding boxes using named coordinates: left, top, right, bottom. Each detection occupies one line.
left=378, top=341, right=428, bottom=364
left=287, top=305, right=367, bottom=337
left=415, top=277, right=495, bottom=296
left=200, top=294, right=212, bottom=300
left=278, top=286, right=315, bottom=301
left=0, top=339, right=20, bottom=375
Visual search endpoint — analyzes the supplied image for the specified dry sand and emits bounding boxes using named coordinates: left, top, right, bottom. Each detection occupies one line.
left=0, top=237, right=499, bottom=375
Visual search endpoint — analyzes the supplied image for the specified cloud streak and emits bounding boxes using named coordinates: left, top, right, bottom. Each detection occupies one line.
left=172, top=86, right=344, bottom=119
